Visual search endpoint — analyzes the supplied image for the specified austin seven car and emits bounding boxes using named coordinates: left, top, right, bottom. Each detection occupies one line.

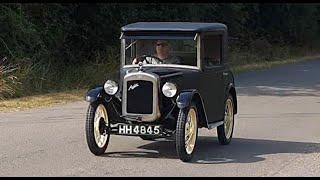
left=85, top=22, right=238, bottom=162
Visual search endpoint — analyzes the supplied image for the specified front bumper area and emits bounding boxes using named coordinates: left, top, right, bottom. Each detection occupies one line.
left=107, top=123, right=174, bottom=137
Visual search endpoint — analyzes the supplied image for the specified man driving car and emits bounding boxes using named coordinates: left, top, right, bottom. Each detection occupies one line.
left=132, top=40, right=182, bottom=65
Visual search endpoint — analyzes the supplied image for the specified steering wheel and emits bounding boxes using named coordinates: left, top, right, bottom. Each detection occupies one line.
left=136, top=55, right=163, bottom=64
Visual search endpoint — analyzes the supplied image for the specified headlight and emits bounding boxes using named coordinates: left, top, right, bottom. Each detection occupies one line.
left=162, top=82, right=177, bottom=98
left=104, top=80, right=118, bottom=95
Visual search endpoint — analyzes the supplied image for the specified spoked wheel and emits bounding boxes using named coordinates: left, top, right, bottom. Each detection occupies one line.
left=176, top=104, right=198, bottom=162
left=217, top=95, right=235, bottom=145
left=85, top=103, right=110, bottom=155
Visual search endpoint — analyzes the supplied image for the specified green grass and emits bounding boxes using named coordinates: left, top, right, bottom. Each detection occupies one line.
left=6, top=60, right=119, bottom=98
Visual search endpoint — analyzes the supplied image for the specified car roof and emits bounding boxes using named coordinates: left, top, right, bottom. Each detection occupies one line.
left=121, top=22, right=227, bottom=32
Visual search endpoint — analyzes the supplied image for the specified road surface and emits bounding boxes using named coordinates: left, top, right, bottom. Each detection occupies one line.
left=1, top=60, right=320, bottom=176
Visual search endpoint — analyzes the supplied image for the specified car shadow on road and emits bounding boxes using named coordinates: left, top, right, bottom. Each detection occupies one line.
left=189, top=137, right=320, bottom=164
left=101, top=136, right=320, bottom=164
left=101, top=138, right=178, bottom=159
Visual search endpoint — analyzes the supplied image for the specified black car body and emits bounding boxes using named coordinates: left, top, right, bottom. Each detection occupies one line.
left=85, top=22, right=237, bottom=162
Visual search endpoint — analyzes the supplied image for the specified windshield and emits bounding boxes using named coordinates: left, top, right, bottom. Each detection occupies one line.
left=123, top=38, right=197, bottom=67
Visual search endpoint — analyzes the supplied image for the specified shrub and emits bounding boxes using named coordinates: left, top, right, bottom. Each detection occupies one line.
left=0, top=58, right=20, bottom=99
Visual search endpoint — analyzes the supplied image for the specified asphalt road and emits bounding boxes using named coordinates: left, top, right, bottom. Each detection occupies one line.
left=1, top=60, right=320, bottom=176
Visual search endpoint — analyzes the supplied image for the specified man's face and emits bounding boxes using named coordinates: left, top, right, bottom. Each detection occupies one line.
left=155, top=40, right=169, bottom=55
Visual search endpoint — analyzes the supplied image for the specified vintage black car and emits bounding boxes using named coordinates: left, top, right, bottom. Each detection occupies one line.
left=85, top=22, right=238, bottom=162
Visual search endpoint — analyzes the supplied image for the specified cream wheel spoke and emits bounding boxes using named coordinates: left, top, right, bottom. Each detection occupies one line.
left=224, top=99, right=233, bottom=139
left=93, top=104, right=109, bottom=148
left=185, top=108, right=197, bottom=155
left=186, top=129, right=193, bottom=137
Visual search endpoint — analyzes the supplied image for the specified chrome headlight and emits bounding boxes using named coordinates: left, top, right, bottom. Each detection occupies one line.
left=104, top=80, right=118, bottom=95
left=162, top=82, right=177, bottom=98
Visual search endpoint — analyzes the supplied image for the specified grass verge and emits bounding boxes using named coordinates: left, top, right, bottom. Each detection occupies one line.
left=0, top=89, right=86, bottom=112
left=0, top=54, right=319, bottom=112
left=231, top=55, right=320, bottom=74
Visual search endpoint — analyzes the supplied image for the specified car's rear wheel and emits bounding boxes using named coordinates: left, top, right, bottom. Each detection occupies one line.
left=85, top=103, right=110, bottom=155
left=217, top=95, right=235, bottom=145
left=176, top=103, right=198, bottom=162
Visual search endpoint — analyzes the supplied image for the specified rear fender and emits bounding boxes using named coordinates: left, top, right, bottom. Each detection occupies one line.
left=226, top=83, right=237, bottom=114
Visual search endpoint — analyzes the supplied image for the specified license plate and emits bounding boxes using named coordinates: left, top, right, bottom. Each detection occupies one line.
left=118, top=124, right=162, bottom=135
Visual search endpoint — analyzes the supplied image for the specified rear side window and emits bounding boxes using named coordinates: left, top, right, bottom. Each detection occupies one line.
left=203, top=35, right=222, bottom=66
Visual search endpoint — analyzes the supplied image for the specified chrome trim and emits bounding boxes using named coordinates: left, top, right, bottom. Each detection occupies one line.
left=122, top=71, right=161, bottom=122
left=121, top=39, right=126, bottom=67
left=197, top=33, right=201, bottom=70
left=162, top=82, right=177, bottom=98
left=194, top=33, right=199, bottom=41
left=123, top=64, right=200, bottom=70
left=119, top=32, right=124, bottom=39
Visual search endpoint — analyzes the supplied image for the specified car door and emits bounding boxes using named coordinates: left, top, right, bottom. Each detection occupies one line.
left=199, top=33, right=225, bottom=123
left=200, top=65, right=225, bottom=123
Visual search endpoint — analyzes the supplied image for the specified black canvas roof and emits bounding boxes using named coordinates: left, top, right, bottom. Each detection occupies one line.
left=121, top=22, right=227, bottom=32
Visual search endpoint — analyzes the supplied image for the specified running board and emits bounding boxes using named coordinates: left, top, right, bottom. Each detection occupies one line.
left=207, top=121, right=224, bottom=129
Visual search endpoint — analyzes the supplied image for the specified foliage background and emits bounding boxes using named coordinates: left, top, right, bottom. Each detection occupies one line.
left=0, top=3, right=319, bottom=98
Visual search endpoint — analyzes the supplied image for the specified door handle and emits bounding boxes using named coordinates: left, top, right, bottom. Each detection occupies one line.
left=223, top=72, right=228, bottom=76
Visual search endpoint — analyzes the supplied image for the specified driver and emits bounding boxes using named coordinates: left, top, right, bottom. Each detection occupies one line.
left=132, top=40, right=182, bottom=65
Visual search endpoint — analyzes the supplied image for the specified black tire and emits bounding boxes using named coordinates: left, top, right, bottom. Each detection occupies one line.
left=85, top=102, right=110, bottom=155
left=176, top=103, right=198, bottom=162
left=217, top=95, right=235, bottom=145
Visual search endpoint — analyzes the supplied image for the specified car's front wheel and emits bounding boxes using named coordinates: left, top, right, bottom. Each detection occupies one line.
left=176, top=104, right=198, bottom=162
left=85, top=102, right=110, bottom=155
left=217, top=95, right=235, bottom=145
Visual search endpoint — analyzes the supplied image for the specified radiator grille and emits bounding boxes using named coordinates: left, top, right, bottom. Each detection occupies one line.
left=126, top=80, right=153, bottom=114
left=122, top=71, right=160, bottom=122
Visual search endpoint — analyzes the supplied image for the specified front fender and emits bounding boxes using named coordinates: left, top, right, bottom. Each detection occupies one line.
left=85, top=87, right=111, bottom=103
left=176, top=89, right=209, bottom=128
left=176, top=90, right=198, bottom=109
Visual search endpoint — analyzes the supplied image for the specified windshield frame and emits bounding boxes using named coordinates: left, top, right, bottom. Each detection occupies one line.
left=120, top=33, right=201, bottom=70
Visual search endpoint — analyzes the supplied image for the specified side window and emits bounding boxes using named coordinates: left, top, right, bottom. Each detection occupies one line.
left=203, top=35, right=222, bottom=66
